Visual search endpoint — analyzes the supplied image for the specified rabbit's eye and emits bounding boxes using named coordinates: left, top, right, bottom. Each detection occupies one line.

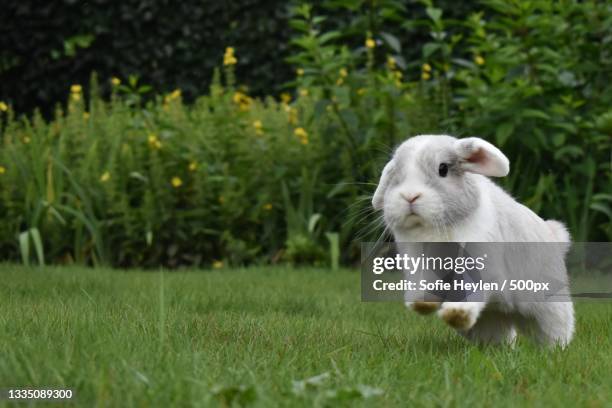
left=438, top=163, right=449, bottom=177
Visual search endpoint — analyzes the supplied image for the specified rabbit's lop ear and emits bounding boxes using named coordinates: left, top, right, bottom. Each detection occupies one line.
left=372, top=161, right=395, bottom=210
left=454, top=137, right=510, bottom=177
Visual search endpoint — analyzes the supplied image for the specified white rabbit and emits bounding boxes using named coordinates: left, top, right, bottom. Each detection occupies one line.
left=371, top=135, right=574, bottom=347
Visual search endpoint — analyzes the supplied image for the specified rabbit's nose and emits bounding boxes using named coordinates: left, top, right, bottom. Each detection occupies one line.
left=401, top=192, right=422, bottom=204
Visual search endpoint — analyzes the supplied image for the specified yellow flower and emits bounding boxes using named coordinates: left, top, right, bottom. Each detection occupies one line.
left=212, top=260, right=224, bottom=269
left=83, top=112, right=90, bottom=120
left=299, top=88, right=309, bottom=97
left=422, top=63, right=432, bottom=72
left=0, top=166, right=6, bottom=175
left=100, top=171, right=111, bottom=182
left=23, top=136, right=31, bottom=144
left=164, top=89, right=182, bottom=104
left=296, top=68, right=304, bottom=76
left=474, top=55, right=485, bottom=66
left=71, top=93, right=81, bottom=101
left=171, top=177, right=183, bottom=188
left=253, top=120, right=264, bottom=135
left=188, top=161, right=198, bottom=172
left=233, top=91, right=244, bottom=104
left=0, top=102, right=8, bottom=112
left=387, top=56, right=396, bottom=69
left=421, top=72, right=431, bottom=81
left=339, top=68, right=348, bottom=78
left=111, top=77, right=121, bottom=86
left=233, top=91, right=252, bottom=111
left=294, top=127, right=309, bottom=145
left=280, top=93, right=292, bottom=104
left=263, top=203, right=273, bottom=211
left=70, top=84, right=82, bottom=94
left=148, top=134, right=162, bottom=149
left=286, top=106, right=298, bottom=125
left=223, top=47, right=237, bottom=66
left=365, top=38, right=376, bottom=49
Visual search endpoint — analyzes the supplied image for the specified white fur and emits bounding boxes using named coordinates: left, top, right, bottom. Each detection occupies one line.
left=373, top=135, right=574, bottom=347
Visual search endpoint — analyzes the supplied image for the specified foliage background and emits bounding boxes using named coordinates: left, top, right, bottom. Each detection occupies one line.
left=0, top=0, right=478, bottom=115
left=0, top=0, right=293, bottom=114
left=0, top=0, right=611, bottom=268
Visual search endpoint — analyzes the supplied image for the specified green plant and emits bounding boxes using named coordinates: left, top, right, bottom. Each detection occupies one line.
left=0, top=0, right=296, bottom=115
left=281, top=168, right=327, bottom=265
left=0, top=66, right=320, bottom=267
left=1, top=0, right=610, bottom=270
left=417, top=0, right=612, bottom=240
left=287, top=2, right=442, bottom=259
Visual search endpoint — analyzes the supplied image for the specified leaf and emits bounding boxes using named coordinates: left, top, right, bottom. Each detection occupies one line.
left=558, top=71, right=577, bottom=87
left=18, top=231, right=30, bottom=266
left=129, top=171, right=149, bottom=183
left=552, top=133, right=566, bottom=147
left=423, top=43, right=440, bottom=58
left=554, top=145, right=584, bottom=161
left=292, top=372, right=331, bottom=395
left=593, top=194, right=612, bottom=202
left=325, top=384, right=384, bottom=401
left=590, top=203, right=612, bottom=220
left=521, top=109, right=551, bottom=120
left=356, top=384, right=384, bottom=398
left=326, top=232, right=340, bottom=271
left=325, top=183, right=346, bottom=199
left=319, top=31, right=341, bottom=45
left=426, top=7, right=442, bottom=22
left=289, top=19, right=309, bottom=32
left=451, top=58, right=474, bottom=68
left=308, top=213, right=322, bottom=234
left=29, top=228, right=45, bottom=266
left=495, top=123, right=514, bottom=147
left=380, top=32, right=401, bottom=53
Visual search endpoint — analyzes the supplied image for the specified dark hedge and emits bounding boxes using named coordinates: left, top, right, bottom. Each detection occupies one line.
left=0, top=0, right=294, bottom=115
left=0, top=1, right=476, bottom=115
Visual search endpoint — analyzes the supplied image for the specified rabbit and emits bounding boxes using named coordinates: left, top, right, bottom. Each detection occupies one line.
left=371, top=134, right=574, bottom=347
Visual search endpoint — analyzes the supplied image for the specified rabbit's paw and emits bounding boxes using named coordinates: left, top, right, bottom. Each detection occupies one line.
left=411, top=301, right=440, bottom=315
left=439, top=304, right=478, bottom=331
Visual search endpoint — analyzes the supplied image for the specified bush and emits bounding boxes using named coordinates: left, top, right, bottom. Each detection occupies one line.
left=417, top=0, right=612, bottom=240
left=0, top=0, right=294, bottom=115
left=0, top=0, right=610, bottom=269
left=0, top=0, right=479, bottom=116
left=0, top=68, right=326, bottom=267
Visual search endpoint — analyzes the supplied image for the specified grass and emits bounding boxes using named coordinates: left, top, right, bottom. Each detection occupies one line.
left=0, top=264, right=610, bottom=407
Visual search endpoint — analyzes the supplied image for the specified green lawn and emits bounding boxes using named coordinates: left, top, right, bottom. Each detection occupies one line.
left=0, top=265, right=610, bottom=407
